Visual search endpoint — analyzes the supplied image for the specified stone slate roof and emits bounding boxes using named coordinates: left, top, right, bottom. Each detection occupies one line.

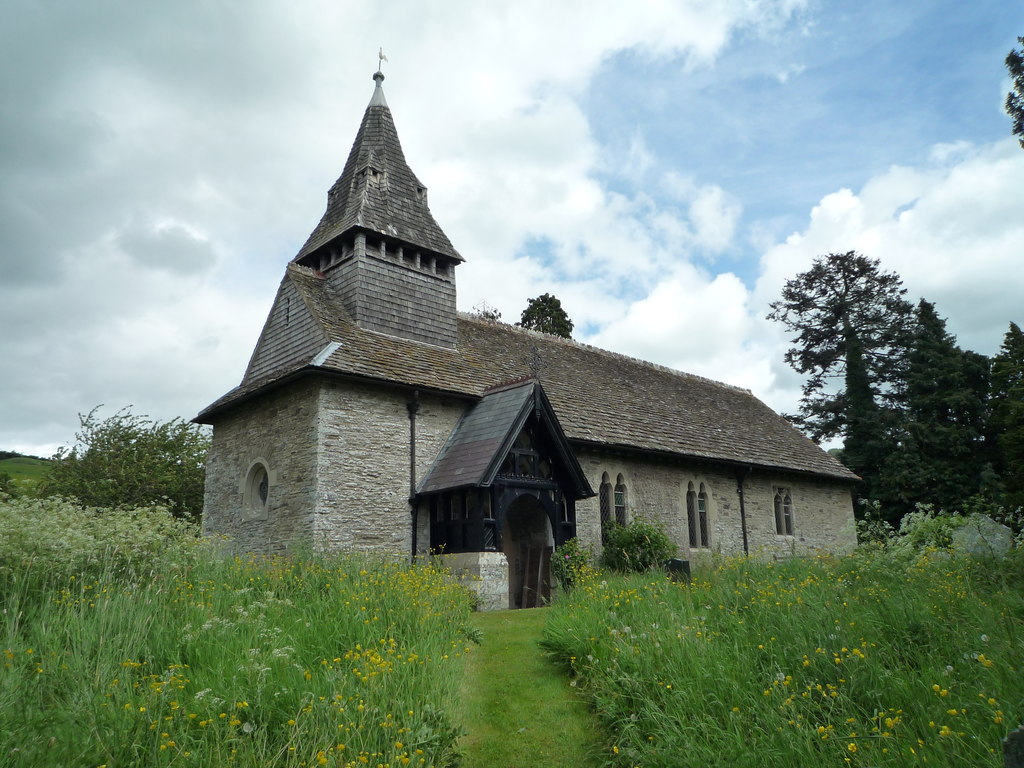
left=419, top=380, right=534, bottom=494
left=418, top=378, right=593, bottom=497
left=198, top=265, right=858, bottom=483
left=294, top=73, right=462, bottom=263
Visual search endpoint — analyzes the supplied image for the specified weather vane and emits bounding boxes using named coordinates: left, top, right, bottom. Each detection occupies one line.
left=377, top=47, right=388, bottom=72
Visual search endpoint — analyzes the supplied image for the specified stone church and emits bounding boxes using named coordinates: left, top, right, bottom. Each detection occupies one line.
left=196, top=71, right=858, bottom=609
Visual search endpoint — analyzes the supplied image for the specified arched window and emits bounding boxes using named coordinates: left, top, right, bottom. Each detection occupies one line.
left=599, top=472, right=612, bottom=543
left=686, top=482, right=698, bottom=548
left=244, top=461, right=270, bottom=518
left=697, top=483, right=710, bottom=548
left=614, top=474, right=627, bottom=525
left=774, top=488, right=794, bottom=536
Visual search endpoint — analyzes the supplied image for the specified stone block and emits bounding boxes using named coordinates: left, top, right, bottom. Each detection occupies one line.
left=440, top=551, right=510, bottom=611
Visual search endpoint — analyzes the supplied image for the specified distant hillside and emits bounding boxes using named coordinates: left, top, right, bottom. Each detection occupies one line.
left=1, top=450, right=43, bottom=461
left=0, top=454, right=50, bottom=493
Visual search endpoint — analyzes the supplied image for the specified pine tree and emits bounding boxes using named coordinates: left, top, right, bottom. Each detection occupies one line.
left=1007, top=36, right=1024, bottom=149
left=877, top=301, right=988, bottom=518
left=767, top=252, right=913, bottom=511
left=990, top=322, right=1024, bottom=511
left=840, top=322, right=893, bottom=501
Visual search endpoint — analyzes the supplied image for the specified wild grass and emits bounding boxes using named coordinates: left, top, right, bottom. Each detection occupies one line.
left=542, top=549, right=1024, bottom=767
left=0, top=496, right=475, bottom=768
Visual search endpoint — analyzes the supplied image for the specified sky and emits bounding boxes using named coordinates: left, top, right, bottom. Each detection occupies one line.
left=2, top=0, right=1022, bottom=457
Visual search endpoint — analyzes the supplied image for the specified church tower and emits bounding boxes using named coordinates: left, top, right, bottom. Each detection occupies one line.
left=292, top=71, right=462, bottom=348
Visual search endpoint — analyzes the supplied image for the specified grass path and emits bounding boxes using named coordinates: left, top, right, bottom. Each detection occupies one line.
left=459, top=608, right=605, bottom=768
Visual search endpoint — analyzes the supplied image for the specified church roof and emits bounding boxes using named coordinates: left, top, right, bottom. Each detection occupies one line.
left=197, top=264, right=858, bottom=483
left=294, top=72, right=462, bottom=263
left=418, top=378, right=593, bottom=497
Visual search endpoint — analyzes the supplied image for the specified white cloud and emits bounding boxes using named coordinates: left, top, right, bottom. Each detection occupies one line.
left=568, top=137, right=1024, bottom=429
left=756, top=139, right=1024, bottom=357
left=2, top=0, right=807, bottom=454
left=11, top=1, right=1021, bottom=461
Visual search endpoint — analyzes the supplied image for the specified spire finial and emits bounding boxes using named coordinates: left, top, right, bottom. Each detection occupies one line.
left=369, top=49, right=388, bottom=107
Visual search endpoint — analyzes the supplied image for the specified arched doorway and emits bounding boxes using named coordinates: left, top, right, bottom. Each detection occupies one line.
left=502, top=494, right=553, bottom=608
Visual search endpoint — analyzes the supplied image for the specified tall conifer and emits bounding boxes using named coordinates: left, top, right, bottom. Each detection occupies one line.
left=878, top=301, right=988, bottom=517
left=767, top=252, right=913, bottom=515
left=990, top=322, right=1024, bottom=511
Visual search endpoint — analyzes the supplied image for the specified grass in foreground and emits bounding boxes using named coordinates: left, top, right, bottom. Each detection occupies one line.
left=459, top=608, right=603, bottom=767
left=542, top=549, right=1024, bottom=768
left=1, top=497, right=475, bottom=768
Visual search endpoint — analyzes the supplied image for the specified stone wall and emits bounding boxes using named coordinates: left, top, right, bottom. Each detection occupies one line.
left=201, top=378, right=320, bottom=554
left=313, top=378, right=465, bottom=556
left=202, top=375, right=468, bottom=558
left=440, top=551, right=510, bottom=611
left=202, top=374, right=856, bottom=578
left=573, top=448, right=856, bottom=562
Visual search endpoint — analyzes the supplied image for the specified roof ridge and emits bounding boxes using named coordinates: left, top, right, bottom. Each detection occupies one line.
left=482, top=375, right=536, bottom=395
left=457, top=312, right=752, bottom=396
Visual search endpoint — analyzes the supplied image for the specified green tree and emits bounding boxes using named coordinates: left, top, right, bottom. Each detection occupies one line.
left=517, top=293, right=574, bottom=338
left=1007, top=36, right=1024, bottom=149
left=766, top=252, right=913, bottom=501
left=990, top=322, right=1024, bottom=511
left=39, top=407, right=211, bottom=522
left=839, top=325, right=894, bottom=502
left=877, top=301, right=988, bottom=518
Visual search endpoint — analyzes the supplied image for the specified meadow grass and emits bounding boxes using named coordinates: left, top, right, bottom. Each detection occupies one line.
left=542, top=549, right=1024, bottom=767
left=0, top=497, right=475, bottom=768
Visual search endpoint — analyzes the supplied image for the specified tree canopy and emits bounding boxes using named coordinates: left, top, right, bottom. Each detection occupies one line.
left=770, top=252, right=1023, bottom=528
left=876, top=301, right=989, bottom=518
left=990, top=322, right=1024, bottom=511
left=766, top=252, right=913, bottom=452
left=39, top=407, right=210, bottom=522
left=1007, top=36, right=1024, bottom=149
left=517, top=293, right=574, bottom=338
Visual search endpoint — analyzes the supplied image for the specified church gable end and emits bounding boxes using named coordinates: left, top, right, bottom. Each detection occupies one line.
left=242, top=271, right=328, bottom=386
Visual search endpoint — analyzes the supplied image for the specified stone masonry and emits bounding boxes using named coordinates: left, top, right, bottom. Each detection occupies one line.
left=573, top=449, right=856, bottom=562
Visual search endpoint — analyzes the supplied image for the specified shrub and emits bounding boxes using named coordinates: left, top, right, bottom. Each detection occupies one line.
left=39, top=405, right=210, bottom=522
left=892, top=503, right=967, bottom=551
left=552, top=537, right=595, bottom=589
left=855, top=499, right=896, bottom=545
left=599, top=520, right=676, bottom=573
left=0, top=473, right=16, bottom=498
left=0, top=495, right=198, bottom=588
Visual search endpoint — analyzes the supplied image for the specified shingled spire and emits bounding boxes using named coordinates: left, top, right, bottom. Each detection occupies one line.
left=293, top=70, right=462, bottom=348
left=294, top=70, right=462, bottom=268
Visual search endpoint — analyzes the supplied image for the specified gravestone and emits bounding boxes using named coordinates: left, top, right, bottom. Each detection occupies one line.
left=665, top=558, right=691, bottom=583
left=951, top=513, right=1013, bottom=558
left=1005, top=724, right=1024, bottom=768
